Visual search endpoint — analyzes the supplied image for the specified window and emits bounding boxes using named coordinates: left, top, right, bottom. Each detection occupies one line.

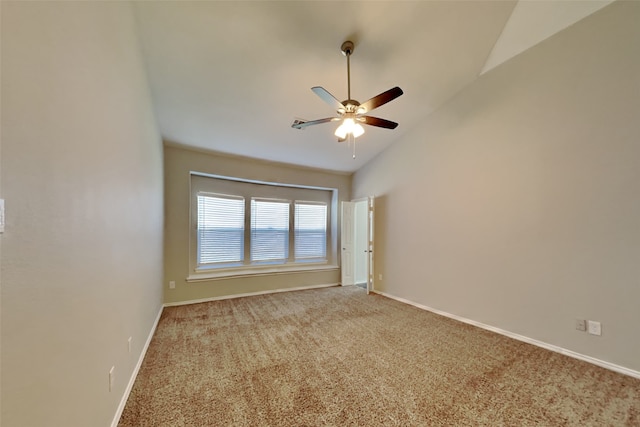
left=251, top=198, right=289, bottom=263
left=197, top=193, right=244, bottom=266
left=190, top=173, right=336, bottom=279
left=295, top=202, right=327, bottom=261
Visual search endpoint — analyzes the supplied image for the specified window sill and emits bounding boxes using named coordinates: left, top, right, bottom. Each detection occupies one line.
left=187, top=263, right=339, bottom=282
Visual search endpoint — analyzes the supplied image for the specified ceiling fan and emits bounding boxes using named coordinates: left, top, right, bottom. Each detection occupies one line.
left=291, top=41, right=403, bottom=150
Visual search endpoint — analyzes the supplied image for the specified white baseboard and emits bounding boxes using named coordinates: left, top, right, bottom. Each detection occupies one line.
left=374, top=290, right=640, bottom=380
left=111, top=306, right=164, bottom=427
left=163, top=283, right=339, bottom=307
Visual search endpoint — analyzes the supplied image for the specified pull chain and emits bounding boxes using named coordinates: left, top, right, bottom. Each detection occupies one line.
left=351, top=133, right=356, bottom=159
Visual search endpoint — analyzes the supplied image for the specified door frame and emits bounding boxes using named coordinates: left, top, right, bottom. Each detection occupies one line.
left=341, top=197, right=374, bottom=294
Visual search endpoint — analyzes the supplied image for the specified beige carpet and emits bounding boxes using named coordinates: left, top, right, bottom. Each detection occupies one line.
left=119, top=286, right=640, bottom=426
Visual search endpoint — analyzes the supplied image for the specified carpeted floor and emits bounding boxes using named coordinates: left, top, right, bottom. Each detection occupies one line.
left=118, top=286, right=640, bottom=426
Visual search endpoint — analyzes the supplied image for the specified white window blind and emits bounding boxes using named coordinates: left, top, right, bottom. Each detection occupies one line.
left=294, top=202, right=327, bottom=260
left=197, top=193, right=245, bottom=265
left=251, top=199, right=290, bottom=262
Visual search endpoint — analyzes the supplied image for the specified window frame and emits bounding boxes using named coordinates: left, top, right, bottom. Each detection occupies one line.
left=188, top=172, right=338, bottom=281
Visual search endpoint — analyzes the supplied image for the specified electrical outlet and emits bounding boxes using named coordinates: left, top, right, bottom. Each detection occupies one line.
left=128, top=337, right=132, bottom=353
left=169, top=281, right=175, bottom=289
left=378, top=274, right=382, bottom=280
left=109, top=366, right=115, bottom=392
left=575, top=319, right=586, bottom=331
left=587, top=320, right=602, bottom=336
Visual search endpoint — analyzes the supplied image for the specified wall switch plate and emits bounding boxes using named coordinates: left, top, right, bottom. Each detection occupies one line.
left=378, top=274, right=382, bottom=280
left=587, top=320, right=602, bottom=336
left=169, top=281, right=175, bottom=289
left=575, top=319, right=587, bottom=331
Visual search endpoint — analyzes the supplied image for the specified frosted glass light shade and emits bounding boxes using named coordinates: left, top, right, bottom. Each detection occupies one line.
left=352, top=123, right=364, bottom=138
left=334, top=118, right=365, bottom=139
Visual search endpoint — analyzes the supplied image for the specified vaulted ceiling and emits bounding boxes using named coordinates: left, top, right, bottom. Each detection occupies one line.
left=133, top=1, right=613, bottom=173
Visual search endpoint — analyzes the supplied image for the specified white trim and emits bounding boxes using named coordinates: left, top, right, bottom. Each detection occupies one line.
left=164, top=283, right=338, bottom=307
left=110, top=306, right=164, bottom=427
left=190, top=170, right=337, bottom=191
left=188, top=264, right=338, bottom=282
left=374, top=290, right=640, bottom=380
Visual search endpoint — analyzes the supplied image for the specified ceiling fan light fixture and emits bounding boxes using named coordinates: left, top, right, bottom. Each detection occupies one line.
left=335, top=118, right=364, bottom=139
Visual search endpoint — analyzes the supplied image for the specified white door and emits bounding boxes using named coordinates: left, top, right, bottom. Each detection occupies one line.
left=353, top=201, right=369, bottom=285
left=340, top=201, right=354, bottom=286
left=366, top=196, right=375, bottom=294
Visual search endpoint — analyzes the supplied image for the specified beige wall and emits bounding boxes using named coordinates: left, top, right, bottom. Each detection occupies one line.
left=1, top=3, right=164, bottom=426
left=164, top=144, right=351, bottom=304
left=353, top=1, right=640, bottom=372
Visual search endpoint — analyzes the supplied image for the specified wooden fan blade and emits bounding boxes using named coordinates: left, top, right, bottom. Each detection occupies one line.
left=359, top=116, right=398, bottom=129
left=311, top=87, right=345, bottom=112
left=291, top=117, right=340, bottom=129
left=358, top=87, right=403, bottom=113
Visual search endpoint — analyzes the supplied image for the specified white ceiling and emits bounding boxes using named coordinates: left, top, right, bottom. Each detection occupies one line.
left=133, top=1, right=612, bottom=173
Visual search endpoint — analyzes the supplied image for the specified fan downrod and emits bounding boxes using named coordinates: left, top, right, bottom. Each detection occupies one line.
left=341, top=41, right=355, bottom=103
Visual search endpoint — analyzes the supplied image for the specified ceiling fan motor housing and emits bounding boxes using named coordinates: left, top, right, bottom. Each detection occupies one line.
left=339, top=99, right=361, bottom=115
